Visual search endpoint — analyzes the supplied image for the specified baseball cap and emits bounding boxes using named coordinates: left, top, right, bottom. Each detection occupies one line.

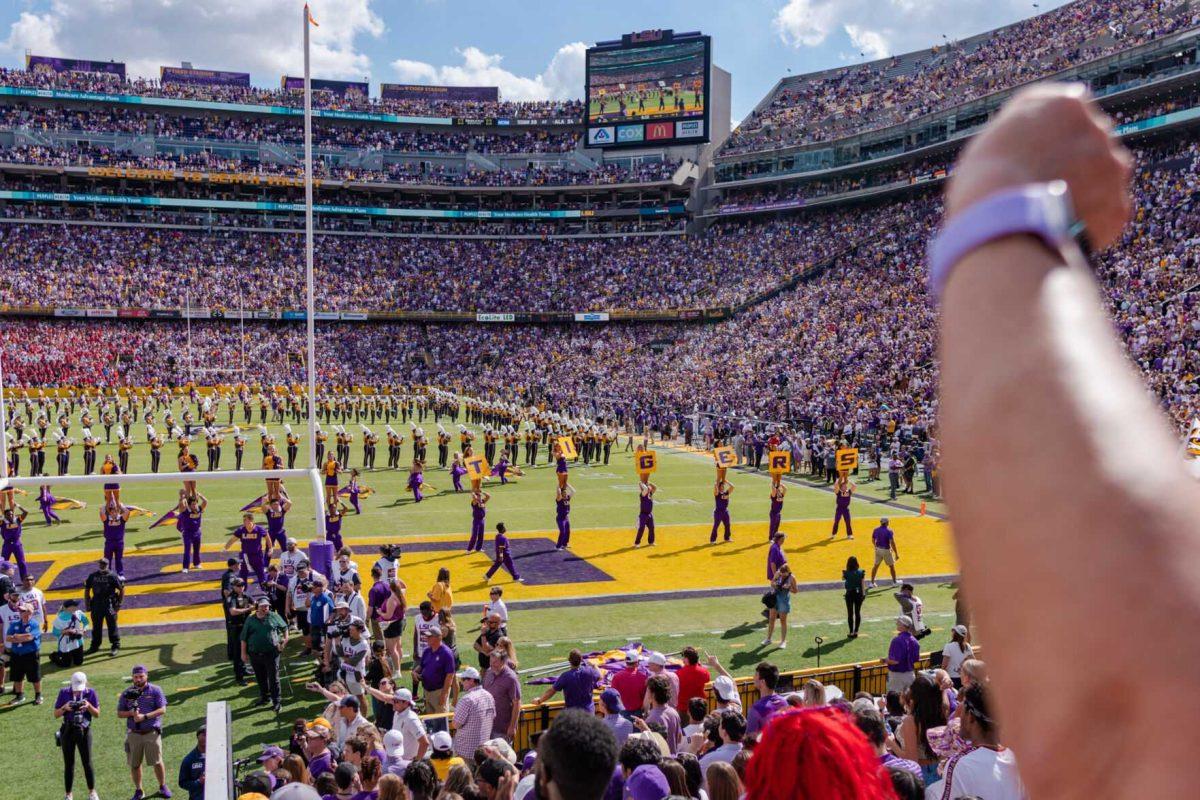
left=391, top=688, right=413, bottom=705
left=952, top=624, right=969, bottom=637
left=713, top=676, right=738, bottom=703
left=131, top=665, right=148, bottom=675
left=600, top=688, right=623, bottom=712
left=306, top=716, right=332, bottom=731
left=624, top=763, right=671, bottom=800
left=255, top=597, right=271, bottom=607
left=258, top=745, right=285, bottom=762
left=0, top=560, right=13, bottom=572
left=266, top=784, right=321, bottom=800
left=647, top=652, right=667, bottom=667
left=333, top=599, right=349, bottom=610
left=383, top=729, right=405, bottom=758
left=457, top=667, right=481, bottom=682
left=624, top=651, right=639, bottom=664
left=426, top=625, right=442, bottom=637
left=430, top=730, right=453, bottom=752
left=522, top=752, right=537, bottom=771
left=70, top=671, right=87, bottom=691
left=338, top=696, right=359, bottom=710
left=897, top=615, right=914, bottom=629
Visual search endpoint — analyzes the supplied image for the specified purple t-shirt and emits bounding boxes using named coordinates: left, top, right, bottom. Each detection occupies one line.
left=367, top=581, right=390, bottom=614
left=880, top=752, right=922, bottom=776
left=646, top=704, right=682, bottom=754
left=483, top=665, right=522, bottom=738
left=872, top=525, right=894, bottom=549
left=746, top=693, right=788, bottom=736
left=116, top=682, right=167, bottom=732
left=308, top=750, right=334, bottom=779
left=767, top=542, right=786, bottom=580
left=418, top=644, right=456, bottom=692
left=887, top=631, right=920, bottom=673
left=554, top=664, right=602, bottom=713
left=55, top=687, right=99, bottom=726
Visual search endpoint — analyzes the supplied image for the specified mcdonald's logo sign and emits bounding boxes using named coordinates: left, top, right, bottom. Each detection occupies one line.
left=767, top=450, right=790, bottom=475
left=646, top=121, right=673, bottom=140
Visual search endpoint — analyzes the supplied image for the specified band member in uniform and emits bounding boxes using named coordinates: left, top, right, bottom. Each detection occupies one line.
left=325, top=500, right=345, bottom=551
left=117, top=427, right=133, bottom=474
left=1, top=504, right=29, bottom=578
left=323, top=451, right=340, bottom=505
left=29, top=434, right=45, bottom=478
left=709, top=471, right=734, bottom=543
left=315, top=424, right=327, bottom=465
left=466, top=485, right=490, bottom=553
left=635, top=476, right=657, bottom=547
left=225, top=513, right=268, bottom=585
left=407, top=460, right=425, bottom=503
left=362, top=427, right=378, bottom=471
left=436, top=426, right=450, bottom=469
left=285, top=425, right=300, bottom=470
left=148, top=426, right=163, bottom=474
left=831, top=473, right=855, bottom=539
left=56, top=433, right=73, bottom=477
left=386, top=427, right=401, bottom=470
left=100, top=454, right=121, bottom=507
left=177, top=490, right=207, bottom=573
left=206, top=427, right=223, bottom=471
left=555, top=484, right=573, bottom=550
left=484, top=522, right=522, bottom=583
left=37, top=485, right=61, bottom=526
left=768, top=476, right=787, bottom=541
left=101, top=502, right=132, bottom=579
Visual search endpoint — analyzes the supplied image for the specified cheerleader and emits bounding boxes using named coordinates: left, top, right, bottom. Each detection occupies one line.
left=555, top=484, right=573, bottom=550
left=322, top=450, right=340, bottom=505
left=100, top=454, right=121, bottom=506
left=449, top=452, right=467, bottom=493
left=553, top=441, right=569, bottom=490
left=1, top=504, right=29, bottom=578
left=635, top=476, right=657, bottom=547
left=407, top=460, right=425, bottom=504
left=830, top=473, right=855, bottom=539
left=178, top=436, right=199, bottom=496
left=709, top=470, right=734, bottom=543
left=484, top=522, right=522, bottom=583
left=263, top=444, right=285, bottom=502
left=325, top=499, right=345, bottom=550
left=177, top=489, right=207, bottom=573
left=37, top=485, right=60, bottom=526
left=768, top=475, right=786, bottom=541
left=265, top=495, right=292, bottom=553
left=495, top=450, right=511, bottom=485
left=347, top=469, right=363, bottom=514
left=467, top=485, right=489, bottom=552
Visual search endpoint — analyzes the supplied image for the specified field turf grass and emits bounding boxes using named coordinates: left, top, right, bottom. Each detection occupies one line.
left=1, top=417, right=953, bottom=797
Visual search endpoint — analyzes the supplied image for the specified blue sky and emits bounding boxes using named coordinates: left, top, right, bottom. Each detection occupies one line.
left=0, top=0, right=1071, bottom=122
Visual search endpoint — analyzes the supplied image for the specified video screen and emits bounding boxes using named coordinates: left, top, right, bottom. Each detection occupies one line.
left=586, top=39, right=708, bottom=125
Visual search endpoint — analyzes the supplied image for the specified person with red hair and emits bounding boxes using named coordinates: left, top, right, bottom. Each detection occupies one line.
left=743, top=708, right=896, bottom=800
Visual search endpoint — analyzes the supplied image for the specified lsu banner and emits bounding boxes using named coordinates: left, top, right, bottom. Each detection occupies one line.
left=835, top=448, right=859, bottom=473
left=28, top=54, right=125, bottom=78
left=281, top=76, right=368, bottom=97
left=161, top=66, right=251, bottom=87
left=634, top=449, right=658, bottom=475
left=713, top=446, right=737, bottom=469
left=381, top=83, right=498, bottom=102
left=465, top=455, right=490, bottom=481
left=767, top=450, right=791, bottom=475
left=150, top=508, right=180, bottom=529
left=556, top=437, right=578, bottom=459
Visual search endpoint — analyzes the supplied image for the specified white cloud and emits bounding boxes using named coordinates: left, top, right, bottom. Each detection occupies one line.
left=2, top=0, right=385, bottom=81
left=773, top=0, right=1072, bottom=59
left=390, top=42, right=586, bottom=101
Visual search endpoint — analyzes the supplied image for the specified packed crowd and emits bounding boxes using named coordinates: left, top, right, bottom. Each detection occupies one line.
left=0, top=67, right=583, bottom=120
left=723, top=0, right=1200, bottom=154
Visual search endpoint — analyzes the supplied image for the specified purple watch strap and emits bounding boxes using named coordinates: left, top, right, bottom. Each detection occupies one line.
left=927, top=181, right=1075, bottom=303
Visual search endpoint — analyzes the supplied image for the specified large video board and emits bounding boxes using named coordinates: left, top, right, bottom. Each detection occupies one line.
left=585, top=30, right=710, bottom=149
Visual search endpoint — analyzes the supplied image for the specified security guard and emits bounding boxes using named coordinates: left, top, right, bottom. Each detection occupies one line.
left=83, top=559, right=123, bottom=656
left=223, top=578, right=252, bottom=685
left=241, top=597, right=288, bottom=713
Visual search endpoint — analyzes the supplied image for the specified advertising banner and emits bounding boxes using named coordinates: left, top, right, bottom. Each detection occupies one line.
left=381, top=84, right=498, bottom=102
left=161, top=66, right=250, bottom=87
left=28, top=54, right=125, bottom=78
left=281, top=76, right=368, bottom=97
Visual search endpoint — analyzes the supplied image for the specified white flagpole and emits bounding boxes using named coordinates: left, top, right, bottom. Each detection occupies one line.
left=303, top=4, right=326, bottom=534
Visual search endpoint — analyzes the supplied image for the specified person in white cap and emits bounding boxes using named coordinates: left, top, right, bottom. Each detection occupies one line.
left=54, top=670, right=100, bottom=800
left=941, top=624, right=974, bottom=689
left=452, top=666, right=496, bottom=759
left=375, top=689, right=428, bottom=773
left=644, top=651, right=678, bottom=708
left=704, top=653, right=743, bottom=713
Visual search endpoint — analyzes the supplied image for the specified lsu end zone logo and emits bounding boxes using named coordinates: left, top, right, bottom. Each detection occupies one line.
left=588, top=126, right=615, bottom=145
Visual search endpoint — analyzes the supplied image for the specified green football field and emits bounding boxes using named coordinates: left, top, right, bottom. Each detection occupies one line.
left=0, top=415, right=952, bottom=797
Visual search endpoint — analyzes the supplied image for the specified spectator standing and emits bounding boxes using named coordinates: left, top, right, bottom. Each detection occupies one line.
left=83, top=558, right=123, bottom=656
left=643, top=674, right=682, bottom=754
left=674, top=646, right=711, bottom=716
left=925, top=685, right=1025, bottom=800
left=852, top=703, right=921, bottom=779
left=380, top=689, right=429, bottom=771
left=473, top=612, right=504, bottom=670
left=534, top=648, right=602, bottom=713
left=414, top=626, right=456, bottom=713
left=763, top=563, right=798, bottom=648
left=18, top=572, right=46, bottom=630
left=890, top=672, right=946, bottom=787
left=535, top=709, right=619, bottom=800
left=116, top=664, right=171, bottom=800
left=745, top=662, right=786, bottom=737
left=54, top=670, right=101, bottom=800
left=698, top=711, right=746, bottom=776
left=887, top=616, right=921, bottom=693
left=610, top=651, right=648, bottom=716
left=5, top=602, right=42, bottom=704
left=482, top=648, right=521, bottom=741
left=870, top=519, right=900, bottom=587
left=941, top=625, right=974, bottom=689
left=451, top=666, right=495, bottom=758
left=644, top=651, right=678, bottom=707
left=178, top=726, right=206, bottom=800
left=334, top=695, right=370, bottom=749
left=240, top=596, right=289, bottom=712
left=843, top=555, right=866, bottom=638
left=428, top=730, right=466, bottom=782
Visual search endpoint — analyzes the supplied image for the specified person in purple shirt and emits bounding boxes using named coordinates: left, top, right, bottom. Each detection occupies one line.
left=264, top=496, right=291, bottom=554
left=0, top=505, right=29, bottom=579
left=745, top=661, right=787, bottom=737
left=886, top=616, right=921, bottom=694
left=467, top=488, right=489, bottom=552
left=224, top=513, right=268, bottom=585
left=830, top=474, right=855, bottom=539
left=709, top=475, right=734, bottom=543
left=642, top=674, right=682, bottom=754
left=100, top=502, right=132, bottom=579
left=304, top=723, right=335, bottom=780
left=767, top=475, right=786, bottom=540
left=450, top=454, right=468, bottom=493
left=484, top=522, right=522, bottom=582
left=414, top=626, right=456, bottom=713
left=325, top=500, right=345, bottom=550
left=870, top=518, right=900, bottom=587
left=767, top=532, right=787, bottom=582
left=852, top=704, right=922, bottom=779
left=38, top=485, right=61, bottom=526
left=54, top=671, right=101, bottom=800
left=116, top=664, right=171, bottom=799
left=634, top=478, right=656, bottom=546
left=407, top=460, right=424, bottom=503
left=175, top=490, right=207, bottom=574
left=534, top=649, right=602, bottom=713
left=495, top=453, right=510, bottom=485
left=554, top=485, right=573, bottom=550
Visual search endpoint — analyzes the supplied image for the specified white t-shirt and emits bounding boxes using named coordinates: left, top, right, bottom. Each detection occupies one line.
left=330, top=561, right=360, bottom=588
left=484, top=598, right=508, bottom=624
left=414, top=615, right=439, bottom=658
left=18, top=588, right=45, bottom=626
left=289, top=577, right=312, bottom=613
left=0, top=604, right=19, bottom=647
left=279, top=550, right=305, bottom=581
left=374, top=556, right=399, bottom=583
left=926, top=746, right=1027, bottom=800
left=940, top=642, right=974, bottom=679
left=391, top=707, right=428, bottom=759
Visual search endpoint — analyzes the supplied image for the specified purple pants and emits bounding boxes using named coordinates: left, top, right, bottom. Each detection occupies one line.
left=556, top=515, right=570, bottom=548
left=635, top=514, right=655, bottom=546
left=326, top=531, right=344, bottom=551
left=240, top=553, right=267, bottom=584
left=768, top=513, right=782, bottom=540
left=467, top=519, right=485, bottom=552
left=350, top=495, right=362, bottom=514
left=498, top=470, right=508, bottom=485
left=181, top=531, right=202, bottom=570
left=41, top=507, right=60, bottom=525
left=1, top=538, right=27, bottom=579
left=411, top=486, right=423, bottom=503
left=709, top=510, right=732, bottom=543
left=268, top=529, right=287, bottom=551
left=452, top=473, right=463, bottom=492
left=485, top=552, right=520, bottom=581
left=831, top=506, right=853, bottom=537
left=104, top=537, right=125, bottom=576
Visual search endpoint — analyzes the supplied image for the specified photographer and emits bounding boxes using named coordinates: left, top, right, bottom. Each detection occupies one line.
left=51, top=598, right=89, bottom=667
left=116, top=664, right=171, bottom=800
left=286, top=561, right=315, bottom=655
left=241, top=597, right=289, bottom=713
left=83, top=558, right=123, bottom=656
left=54, top=670, right=100, bottom=800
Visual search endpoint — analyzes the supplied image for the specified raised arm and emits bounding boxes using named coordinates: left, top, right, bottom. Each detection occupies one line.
left=939, top=84, right=1198, bottom=799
